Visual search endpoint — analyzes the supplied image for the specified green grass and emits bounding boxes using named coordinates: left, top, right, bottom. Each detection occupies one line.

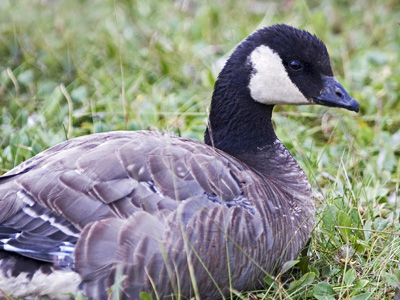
left=1, top=0, right=400, bottom=299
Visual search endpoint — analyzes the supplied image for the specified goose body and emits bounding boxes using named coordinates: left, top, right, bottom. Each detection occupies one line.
left=0, top=24, right=359, bottom=299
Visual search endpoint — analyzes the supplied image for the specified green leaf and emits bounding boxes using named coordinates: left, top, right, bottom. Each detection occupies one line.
left=344, top=269, right=357, bottom=286
left=384, top=272, right=400, bottom=288
left=337, top=211, right=352, bottom=239
left=73, top=293, right=84, bottom=300
left=351, top=279, right=369, bottom=296
left=288, top=272, right=315, bottom=291
left=321, top=266, right=331, bottom=277
left=308, top=265, right=320, bottom=277
left=298, top=255, right=310, bottom=274
left=350, top=293, right=372, bottom=300
left=313, top=282, right=336, bottom=300
left=140, top=292, right=153, bottom=300
left=373, top=217, right=390, bottom=231
left=322, top=210, right=336, bottom=232
left=355, top=279, right=369, bottom=289
left=314, top=295, right=336, bottom=300
left=263, top=274, right=276, bottom=289
left=280, top=259, right=299, bottom=275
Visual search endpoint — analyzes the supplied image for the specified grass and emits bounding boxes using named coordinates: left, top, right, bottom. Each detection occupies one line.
left=1, top=0, right=400, bottom=299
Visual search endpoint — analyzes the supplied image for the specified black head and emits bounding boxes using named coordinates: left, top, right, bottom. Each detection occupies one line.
left=249, top=25, right=333, bottom=99
left=215, top=24, right=359, bottom=111
left=205, top=24, right=359, bottom=153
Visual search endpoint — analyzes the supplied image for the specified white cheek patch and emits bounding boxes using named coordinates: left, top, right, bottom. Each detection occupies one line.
left=248, top=45, right=310, bottom=105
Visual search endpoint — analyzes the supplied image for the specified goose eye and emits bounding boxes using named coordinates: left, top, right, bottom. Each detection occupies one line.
left=288, top=60, right=302, bottom=71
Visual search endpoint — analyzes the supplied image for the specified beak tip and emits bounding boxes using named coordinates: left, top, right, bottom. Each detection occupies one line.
left=316, top=76, right=360, bottom=113
left=349, top=99, right=360, bottom=113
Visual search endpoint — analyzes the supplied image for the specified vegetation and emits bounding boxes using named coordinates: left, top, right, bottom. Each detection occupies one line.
left=1, top=0, right=400, bottom=299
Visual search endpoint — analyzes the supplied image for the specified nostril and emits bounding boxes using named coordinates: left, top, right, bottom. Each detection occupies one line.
left=335, top=88, right=343, bottom=98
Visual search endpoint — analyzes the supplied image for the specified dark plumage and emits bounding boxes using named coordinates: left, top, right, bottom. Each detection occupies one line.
left=0, top=24, right=358, bottom=299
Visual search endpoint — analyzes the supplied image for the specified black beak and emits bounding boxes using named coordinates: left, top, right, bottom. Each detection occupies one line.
left=313, top=75, right=359, bottom=112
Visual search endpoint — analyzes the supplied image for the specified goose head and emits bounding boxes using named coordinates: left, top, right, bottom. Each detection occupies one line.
left=205, top=24, right=359, bottom=154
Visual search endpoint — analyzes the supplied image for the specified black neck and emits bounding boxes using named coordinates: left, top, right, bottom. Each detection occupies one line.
left=204, top=61, right=277, bottom=156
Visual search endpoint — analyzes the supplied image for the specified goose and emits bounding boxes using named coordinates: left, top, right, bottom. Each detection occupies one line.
left=0, top=24, right=359, bottom=299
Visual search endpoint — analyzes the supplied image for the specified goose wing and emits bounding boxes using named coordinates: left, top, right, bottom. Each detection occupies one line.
left=0, top=130, right=262, bottom=298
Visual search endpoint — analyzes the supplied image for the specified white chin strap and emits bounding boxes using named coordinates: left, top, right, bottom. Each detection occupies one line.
left=248, top=45, right=311, bottom=105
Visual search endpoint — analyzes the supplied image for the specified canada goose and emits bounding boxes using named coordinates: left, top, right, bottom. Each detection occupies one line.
left=0, top=24, right=359, bottom=299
